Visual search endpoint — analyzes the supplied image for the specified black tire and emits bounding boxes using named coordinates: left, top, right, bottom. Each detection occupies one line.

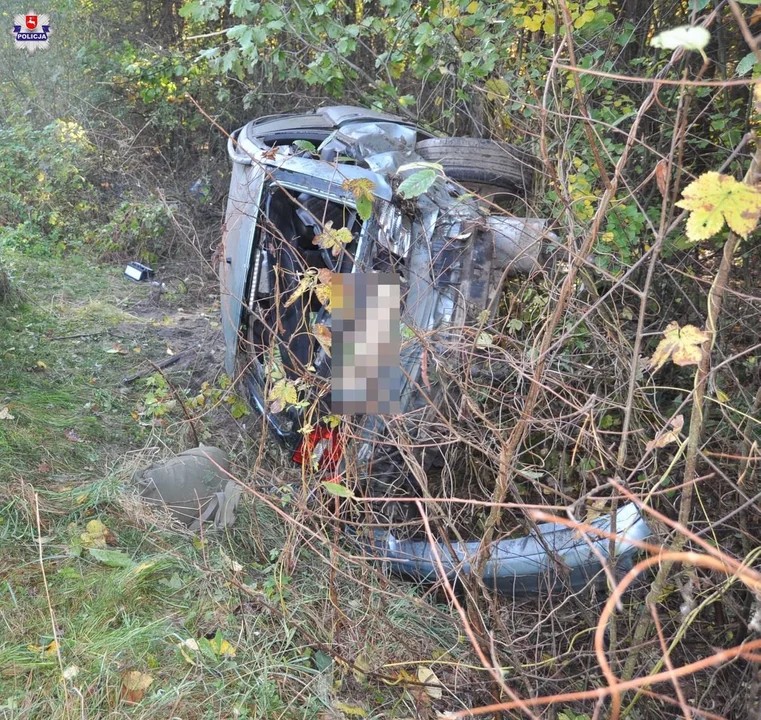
left=415, top=137, right=537, bottom=196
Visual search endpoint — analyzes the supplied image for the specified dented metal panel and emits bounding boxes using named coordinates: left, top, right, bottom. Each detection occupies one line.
left=220, top=161, right=264, bottom=376
left=375, top=501, right=652, bottom=595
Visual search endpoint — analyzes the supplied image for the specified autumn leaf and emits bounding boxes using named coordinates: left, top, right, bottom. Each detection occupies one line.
left=106, top=342, right=128, bottom=355
left=323, top=413, right=342, bottom=429
left=647, top=322, right=710, bottom=373
left=285, top=268, right=332, bottom=311
left=268, top=378, right=299, bottom=413
left=342, top=178, right=375, bottom=221
left=314, top=222, right=353, bottom=256
left=313, top=323, right=332, bottom=357
left=80, top=519, right=113, bottom=548
left=646, top=414, right=685, bottom=452
left=0, top=406, right=15, bottom=420
left=417, top=666, right=443, bottom=700
left=334, top=702, right=368, bottom=717
left=208, top=633, right=236, bottom=657
left=654, top=159, right=668, bottom=197
left=121, top=670, right=153, bottom=704
left=315, top=268, right=332, bottom=309
left=284, top=272, right=315, bottom=308
left=676, top=172, right=761, bottom=241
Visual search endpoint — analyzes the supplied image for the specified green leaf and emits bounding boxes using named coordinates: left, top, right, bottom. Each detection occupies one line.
left=737, top=52, right=757, bottom=76
left=230, top=398, right=249, bottom=419
left=294, top=139, right=317, bottom=153
left=322, top=481, right=354, bottom=499
left=88, top=548, right=134, bottom=568
left=356, top=194, right=372, bottom=221
left=397, top=169, right=438, bottom=198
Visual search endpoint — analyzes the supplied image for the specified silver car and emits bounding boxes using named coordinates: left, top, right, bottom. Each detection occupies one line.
left=220, top=105, right=650, bottom=595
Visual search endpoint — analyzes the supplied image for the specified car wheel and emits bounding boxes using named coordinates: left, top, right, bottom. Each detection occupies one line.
left=414, top=137, right=538, bottom=197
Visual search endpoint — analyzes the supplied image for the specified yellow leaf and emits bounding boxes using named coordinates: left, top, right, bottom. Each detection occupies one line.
left=467, top=1, right=479, bottom=12
left=574, top=8, right=595, bottom=27
left=646, top=414, right=685, bottom=452
left=676, top=172, right=761, bottom=241
left=284, top=273, right=315, bottom=308
left=523, top=14, right=543, bottom=31
left=268, top=378, right=299, bottom=413
left=36, top=360, right=47, bottom=369
left=313, top=323, right=332, bottom=357
left=80, top=519, right=108, bottom=548
left=44, top=640, right=58, bottom=656
left=417, top=666, right=443, bottom=700
left=314, top=222, right=353, bottom=257
left=716, top=389, right=730, bottom=403
left=323, top=413, right=342, bottom=429
left=334, top=702, right=368, bottom=717
left=647, top=322, right=709, bottom=373
left=341, top=178, right=375, bottom=203
left=315, top=268, right=332, bottom=310
left=585, top=499, right=608, bottom=522
left=209, top=635, right=236, bottom=657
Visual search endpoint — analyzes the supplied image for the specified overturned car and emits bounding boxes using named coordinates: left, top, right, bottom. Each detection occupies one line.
left=220, top=105, right=651, bottom=595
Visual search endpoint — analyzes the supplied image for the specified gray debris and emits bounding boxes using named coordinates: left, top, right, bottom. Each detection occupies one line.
left=134, top=445, right=241, bottom=530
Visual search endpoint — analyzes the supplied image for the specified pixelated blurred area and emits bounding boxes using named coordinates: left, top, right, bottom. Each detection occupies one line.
left=332, top=273, right=401, bottom=415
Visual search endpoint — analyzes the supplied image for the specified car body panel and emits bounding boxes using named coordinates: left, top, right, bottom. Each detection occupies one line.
left=220, top=161, right=264, bottom=376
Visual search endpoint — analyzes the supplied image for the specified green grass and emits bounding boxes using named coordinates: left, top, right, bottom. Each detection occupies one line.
left=0, top=250, right=464, bottom=719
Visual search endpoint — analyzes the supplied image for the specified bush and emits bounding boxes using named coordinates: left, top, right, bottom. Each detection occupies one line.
left=0, top=119, right=102, bottom=254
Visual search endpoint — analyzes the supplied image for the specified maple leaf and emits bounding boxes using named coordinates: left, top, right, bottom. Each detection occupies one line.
left=646, top=414, right=685, bottom=452
left=342, top=178, right=375, bottom=220
left=268, top=378, right=299, bottom=413
left=121, top=670, right=153, bottom=704
left=676, top=172, right=761, bottom=241
left=314, top=222, right=353, bottom=256
left=647, top=322, right=709, bottom=373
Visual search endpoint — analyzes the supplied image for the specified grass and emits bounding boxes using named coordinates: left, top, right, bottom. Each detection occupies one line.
left=0, top=250, right=464, bottom=719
